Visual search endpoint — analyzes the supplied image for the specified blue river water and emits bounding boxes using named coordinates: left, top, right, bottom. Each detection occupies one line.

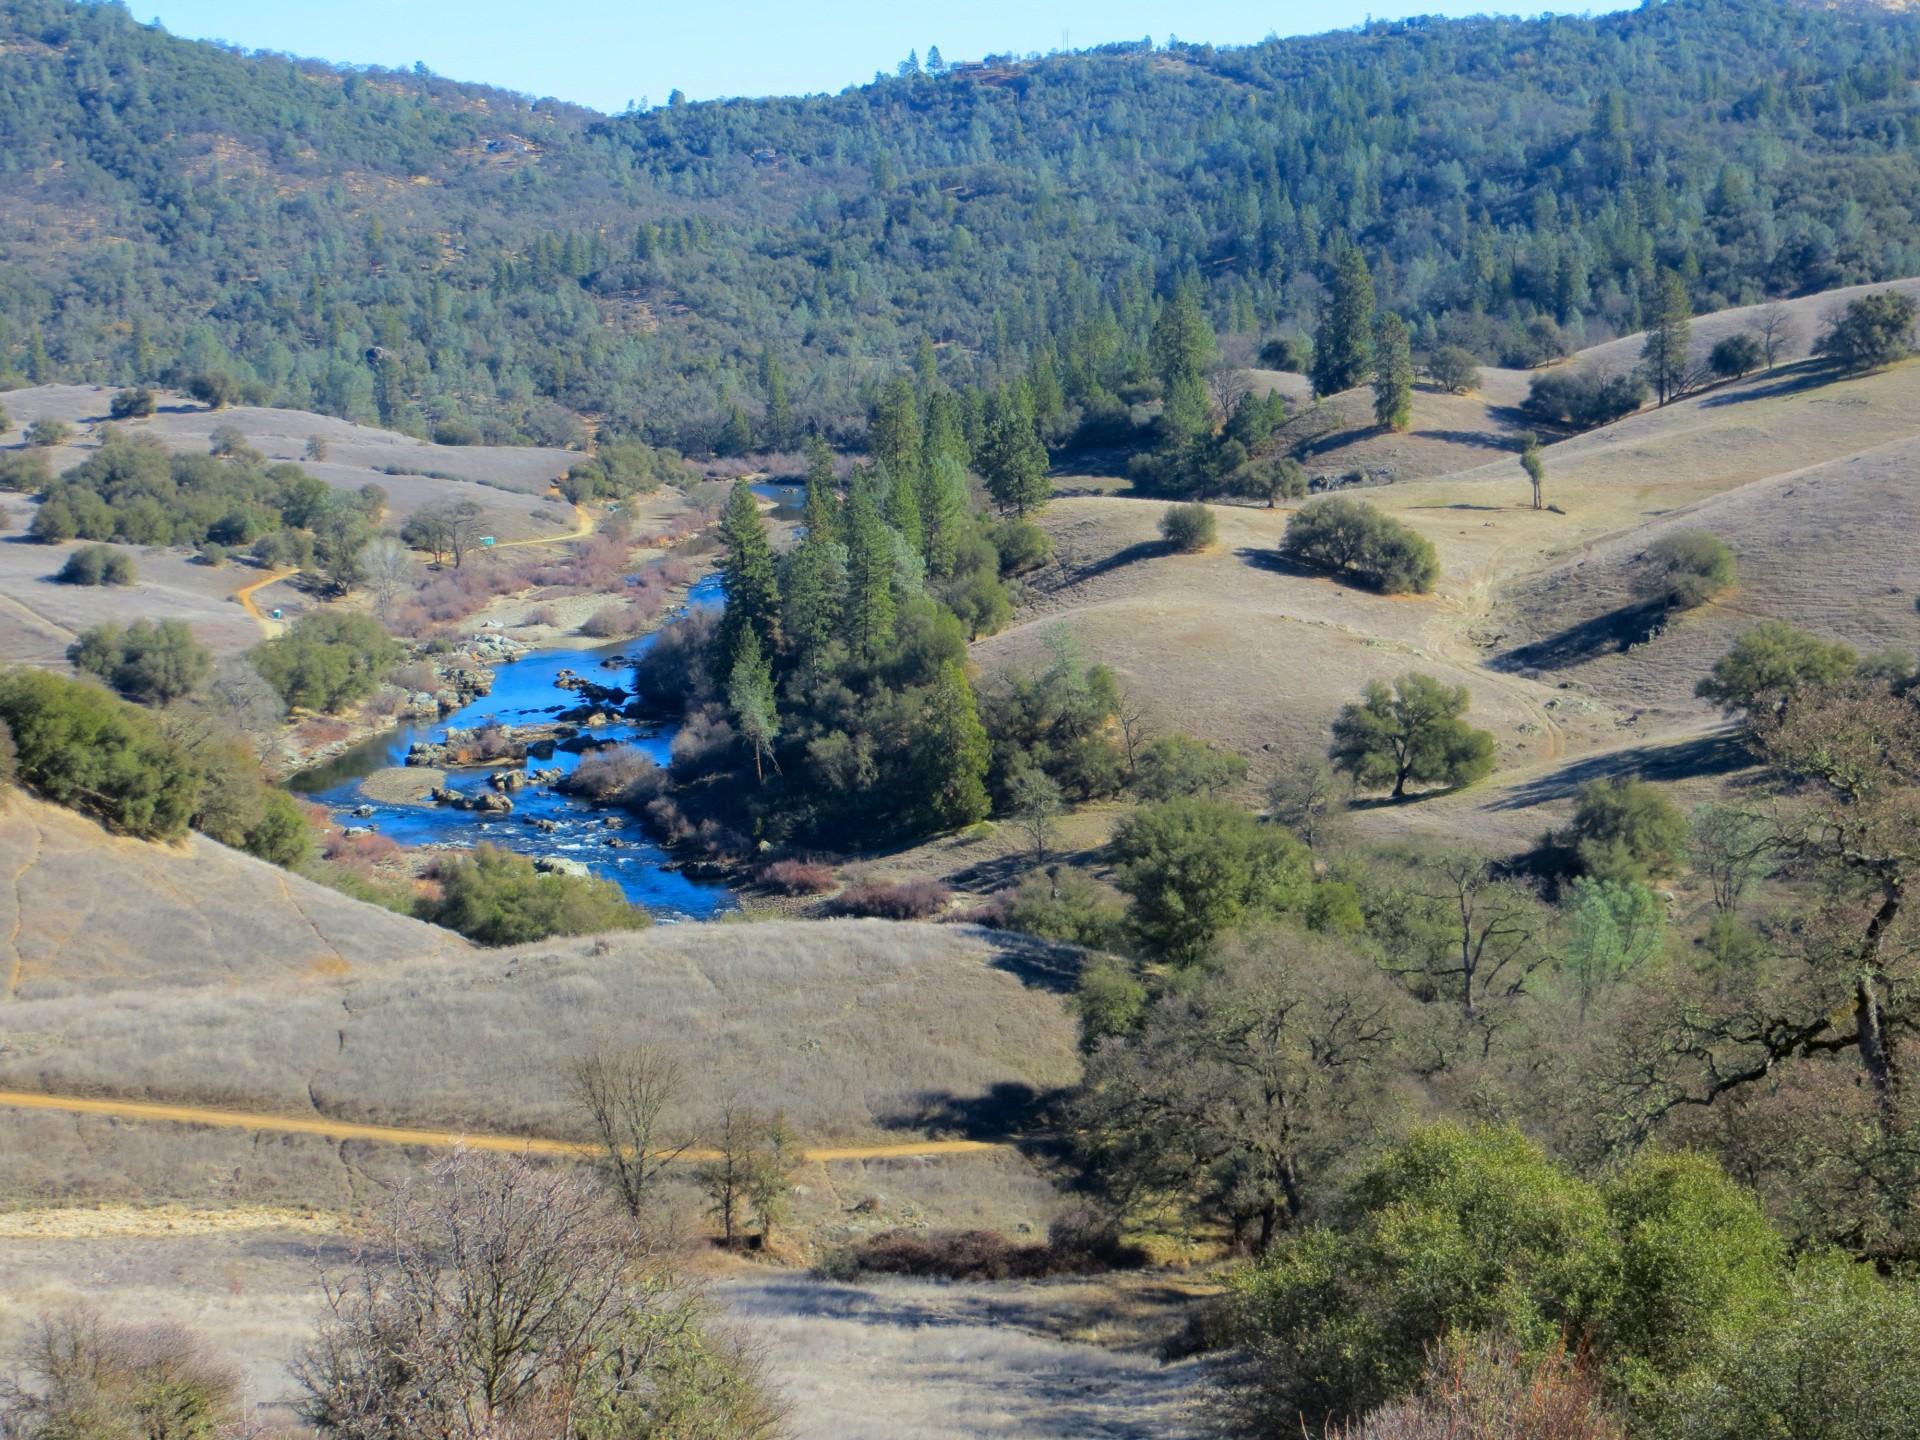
left=291, top=574, right=734, bottom=920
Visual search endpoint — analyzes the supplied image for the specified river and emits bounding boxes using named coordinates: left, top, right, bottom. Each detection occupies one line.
left=290, top=574, right=735, bottom=920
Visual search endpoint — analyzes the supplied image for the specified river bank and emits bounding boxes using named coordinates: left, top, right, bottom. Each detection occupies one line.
left=290, top=575, right=736, bottom=919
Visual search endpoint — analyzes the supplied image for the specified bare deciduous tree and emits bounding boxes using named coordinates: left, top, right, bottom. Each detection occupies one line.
left=1266, top=756, right=1349, bottom=853
left=358, top=535, right=418, bottom=622
left=1752, top=299, right=1798, bottom=371
left=696, top=1101, right=799, bottom=1250
left=564, top=1043, right=690, bottom=1218
left=294, top=1149, right=783, bottom=1440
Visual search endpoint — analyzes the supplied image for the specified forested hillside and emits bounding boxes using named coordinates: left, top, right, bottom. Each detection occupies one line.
left=5, top=0, right=1920, bottom=450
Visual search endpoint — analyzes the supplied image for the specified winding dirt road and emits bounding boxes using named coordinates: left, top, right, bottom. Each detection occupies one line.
left=0, top=1089, right=1011, bottom=1164
left=230, top=565, right=299, bottom=637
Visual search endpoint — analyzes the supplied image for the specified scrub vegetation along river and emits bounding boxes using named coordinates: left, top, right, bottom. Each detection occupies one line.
left=294, top=577, right=734, bottom=917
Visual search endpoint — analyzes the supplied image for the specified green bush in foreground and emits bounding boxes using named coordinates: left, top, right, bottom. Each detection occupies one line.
left=0, top=668, right=200, bottom=839
left=1217, top=1125, right=1786, bottom=1434
left=417, top=844, right=650, bottom=946
left=1330, top=673, right=1495, bottom=798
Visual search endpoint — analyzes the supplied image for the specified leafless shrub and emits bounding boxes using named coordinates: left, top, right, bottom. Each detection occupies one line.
left=668, top=706, right=736, bottom=777
left=634, top=608, right=720, bottom=710
left=527, top=604, right=561, bottom=628
left=561, top=747, right=664, bottom=805
left=579, top=604, right=632, bottom=639
left=756, top=860, right=837, bottom=895
left=1332, top=1337, right=1621, bottom=1440
left=292, top=1149, right=785, bottom=1440
left=324, top=831, right=403, bottom=873
left=0, top=1308, right=257, bottom=1439
left=828, top=1211, right=1143, bottom=1282
left=831, top=880, right=952, bottom=921
left=696, top=1101, right=800, bottom=1249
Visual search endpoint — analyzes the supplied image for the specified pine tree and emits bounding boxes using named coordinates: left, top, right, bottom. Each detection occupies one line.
left=871, top=375, right=922, bottom=481
left=760, top=348, right=793, bottom=449
left=726, top=627, right=780, bottom=784
left=716, top=481, right=781, bottom=672
left=919, top=453, right=970, bottom=578
left=980, top=386, right=1051, bottom=516
left=842, top=475, right=897, bottom=659
left=1373, top=312, right=1414, bottom=431
left=878, top=460, right=923, bottom=558
left=801, top=436, right=840, bottom=545
left=780, top=530, right=846, bottom=670
left=1641, top=269, right=1694, bottom=405
left=915, top=662, right=991, bottom=829
left=1312, top=246, right=1376, bottom=397
left=922, top=388, right=969, bottom=470
left=1149, top=279, right=1215, bottom=394
left=721, top=403, right=754, bottom=457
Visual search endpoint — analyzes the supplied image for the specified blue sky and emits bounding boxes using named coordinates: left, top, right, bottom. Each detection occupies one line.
left=138, top=2, right=1611, bottom=112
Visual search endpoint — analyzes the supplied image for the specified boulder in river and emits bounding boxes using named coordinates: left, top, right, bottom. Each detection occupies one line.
left=534, top=857, right=591, bottom=879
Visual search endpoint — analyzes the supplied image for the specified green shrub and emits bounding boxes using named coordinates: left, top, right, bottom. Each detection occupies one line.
left=990, top=517, right=1053, bottom=575
left=54, top=544, right=135, bottom=586
left=1656, top=1255, right=1920, bottom=1440
left=1159, top=501, right=1216, bottom=553
left=108, top=386, right=157, bottom=419
left=1005, top=866, right=1129, bottom=953
left=0, top=668, right=200, bottom=839
left=1813, top=290, right=1917, bottom=373
left=1708, top=332, right=1764, bottom=380
left=67, top=620, right=211, bottom=705
left=24, top=417, right=73, bottom=448
left=1565, top=776, right=1688, bottom=884
left=1216, top=1126, right=1787, bottom=1434
left=1111, top=797, right=1312, bottom=964
left=1280, top=497, right=1438, bottom=594
left=0, top=449, right=51, bottom=493
left=1521, top=367, right=1648, bottom=430
left=1330, top=673, right=1496, bottom=798
left=1423, top=345, right=1482, bottom=394
left=1134, top=733, right=1248, bottom=800
left=416, top=844, right=649, bottom=946
left=1636, top=531, right=1735, bottom=610
left=252, top=610, right=399, bottom=712
left=1696, top=622, right=1859, bottom=719
left=432, top=415, right=483, bottom=446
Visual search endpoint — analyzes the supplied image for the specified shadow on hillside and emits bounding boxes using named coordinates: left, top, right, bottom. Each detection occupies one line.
left=1057, top=540, right=1165, bottom=586
left=880, top=1079, right=1068, bottom=1145
left=1486, top=731, right=1752, bottom=811
left=1492, top=600, right=1667, bottom=672
left=945, top=844, right=1105, bottom=899
left=1697, top=360, right=1837, bottom=408
left=1417, top=428, right=1523, bottom=452
left=977, top=930, right=1085, bottom=995
left=1237, top=546, right=1335, bottom=583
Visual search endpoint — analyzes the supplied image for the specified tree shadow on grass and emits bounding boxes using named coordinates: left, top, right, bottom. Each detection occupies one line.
left=879, top=1079, right=1071, bottom=1147
left=1491, top=600, right=1668, bottom=673
left=1485, top=731, right=1753, bottom=811
left=1057, top=540, right=1166, bottom=586
left=1696, top=360, right=1839, bottom=408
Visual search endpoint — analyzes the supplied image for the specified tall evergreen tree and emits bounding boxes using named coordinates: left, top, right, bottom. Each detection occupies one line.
left=1313, top=246, right=1377, bottom=397
left=980, top=386, right=1051, bottom=516
left=871, top=376, right=923, bottom=483
left=780, top=530, right=846, bottom=671
left=842, top=474, right=897, bottom=659
left=726, top=626, right=779, bottom=784
left=1641, top=269, right=1694, bottom=405
left=878, top=459, right=924, bottom=558
left=915, top=662, right=992, bottom=829
left=922, top=387, right=969, bottom=471
left=760, top=347, right=793, bottom=449
left=716, top=480, right=780, bottom=673
left=919, top=453, right=970, bottom=578
left=1373, top=312, right=1414, bottom=431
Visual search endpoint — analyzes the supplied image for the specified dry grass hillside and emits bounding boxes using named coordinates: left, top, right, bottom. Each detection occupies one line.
left=0, top=793, right=466, bottom=1002
left=989, top=288, right=1920, bottom=854
left=2, top=383, right=579, bottom=517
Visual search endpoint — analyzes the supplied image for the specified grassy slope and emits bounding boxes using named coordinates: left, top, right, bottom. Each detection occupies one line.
left=968, top=287, right=1920, bottom=857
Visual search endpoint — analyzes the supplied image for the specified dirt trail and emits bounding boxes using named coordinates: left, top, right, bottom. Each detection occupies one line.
left=0, top=1089, right=1011, bottom=1164
left=231, top=566, right=298, bottom=637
